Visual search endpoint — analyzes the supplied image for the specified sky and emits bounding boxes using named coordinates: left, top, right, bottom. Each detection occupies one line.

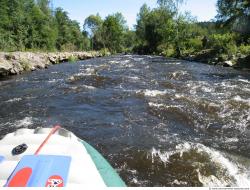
left=53, top=0, right=217, bottom=29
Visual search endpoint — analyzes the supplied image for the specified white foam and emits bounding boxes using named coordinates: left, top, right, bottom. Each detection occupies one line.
left=5, top=98, right=22, bottom=103
left=224, top=138, right=239, bottom=143
left=174, top=94, right=186, bottom=99
left=233, top=96, right=250, bottom=106
left=109, top=60, right=119, bottom=64
left=151, top=147, right=173, bottom=163
left=127, top=76, right=140, bottom=80
left=148, top=102, right=182, bottom=109
left=170, top=71, right=188, bottom=79
left=121, top=60, right=130, bottom=64
left=201, top=86, right=213, bottom=93
left=137, top=90, right=169, bottom=97
left=166, top=62, right=181, bottom=65
left=133, top=58, right=144, bottom=61
left=75, top=68, right=96, bottom=77
left=148, top=102, right=165, bottom=108
left=243, top=88, right=250, bottom=92
left=14, top=117, right=33, bottom=128
left=82, top=85, right=96, bottom=90
left=48, top=79, right=57, bottom=83
left=238, top=79, right=250, bottom=84
left=171, top=179, right=188, bottom=185
left=150, top=142, right=250, bottom=187
left=69, top=85, right=96, bottom=90
left=48, top=79, right=63, bottom=83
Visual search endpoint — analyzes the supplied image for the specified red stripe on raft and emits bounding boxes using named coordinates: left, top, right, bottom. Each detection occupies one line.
left=34, top=125, right=61, bottom=155
left=7, top=167, right=32, bottom=187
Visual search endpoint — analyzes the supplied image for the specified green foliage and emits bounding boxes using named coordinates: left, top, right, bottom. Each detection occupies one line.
left=132, top=1, right=250, bottom=58
left=101, top=13, right=128, bottom=53
left=0, top=0, right=89, bottom=52
left=99, top=48, right=110, bottom=56
left=20, top=59, right=32, bottom=71
left=157, top=44, right=175, bottom=57
left=68, top=55, right=78, bottom=63
left=157, top=0, right=185, bottom=13
left=135, top=5, right=176, bottom=54
left=210, top=33, right=237, bottom=54
left=123, top=30, right=136, bottom=52
left=184, top=38, right=203, bottom=54
left=216, top=0, right=250, bottom=37
left=0, top=0, right=249, bottom=60
left=239, top=44, right=250, bottom=55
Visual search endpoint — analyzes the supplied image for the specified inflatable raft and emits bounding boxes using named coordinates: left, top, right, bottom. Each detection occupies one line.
left=0, top=126, right=126, bottom=187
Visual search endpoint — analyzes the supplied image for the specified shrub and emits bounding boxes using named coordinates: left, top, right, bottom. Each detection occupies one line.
left=210, top=33, right=237, bottom=55
left=60, top=43, right=77, bottom=52
left=239, top=44, right=250, bottom=55
left=157, top=44, right=175, bottom=57
left=68, top=55, right=78, bottom=63
left=20, top=59, right=32, bottom=71
left=184, top=37, right=203, bottom=54
left=99, top=48, right=110, bottom=56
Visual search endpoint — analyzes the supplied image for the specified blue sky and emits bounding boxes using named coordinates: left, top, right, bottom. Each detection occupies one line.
left=53, top=0, right=217, bottom=29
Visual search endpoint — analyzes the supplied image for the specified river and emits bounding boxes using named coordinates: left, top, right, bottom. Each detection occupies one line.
left=0, top=55, right=250, bottom=186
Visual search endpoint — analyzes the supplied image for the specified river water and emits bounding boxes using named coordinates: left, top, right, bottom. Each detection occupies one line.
left=0, top=55, right=250, bottom=186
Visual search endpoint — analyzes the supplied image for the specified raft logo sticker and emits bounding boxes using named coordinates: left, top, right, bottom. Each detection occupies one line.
left=45, top=175, right=64, bottom=187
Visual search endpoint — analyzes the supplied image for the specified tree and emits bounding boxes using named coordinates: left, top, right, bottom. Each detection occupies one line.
left=124, top=30, right=136, bottom=52
left=216, top=0, right=250, bottom=36
left=0, top=0, right=87, bottom=51
left=37, top=0, right=51, bottom=16
left=157, top=0, right=185, bottom=13
left=26, top=1, right=57, bottom=50
left=135, top=4, right=175, bottom=54
left=83, top=14, right=103, bottom=50
left=102, top=13, right=127, bottom=53
left=157, top=0, right=187, bottom=56
left=136, top=4, right=151, bottom=45
left=0, top=0, right=14, bottom=50
left=84, top=14, right=103, bottom=37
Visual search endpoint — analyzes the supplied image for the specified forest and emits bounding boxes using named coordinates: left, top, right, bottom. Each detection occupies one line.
left=0, top=0, right=249, bottom=64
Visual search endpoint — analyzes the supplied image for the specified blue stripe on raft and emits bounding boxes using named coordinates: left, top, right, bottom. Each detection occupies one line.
left=81, top=141, right=126, bottom=187
left=6, top=155, right=71, bottom=187
left=0, top=156, right=4, bottom=163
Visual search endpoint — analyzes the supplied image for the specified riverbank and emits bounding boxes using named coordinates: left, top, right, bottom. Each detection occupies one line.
left=0, top=51, right=105, bottom=76
left=182, top=49, right=250, bottom=69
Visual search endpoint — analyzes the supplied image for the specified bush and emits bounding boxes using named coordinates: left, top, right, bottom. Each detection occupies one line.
left=99, top=48, right=110, bottom=56
left=68, top=55, right=78, bottom=63
left=163, top=47, right=175, bottom=57
left=20, top=59, right=32, bottom=71
left=157, top=44, right=175, bottom=57
left=239, top=44, right=250, bottom=55
left=60, top=43, right=77, bottom=52
left=183, top=37, right=203, bottom=54
left=210, top=33, right=237, bottom=55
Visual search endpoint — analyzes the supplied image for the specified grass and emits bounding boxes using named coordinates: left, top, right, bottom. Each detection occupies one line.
left=68, top=55, right=78, bottom=63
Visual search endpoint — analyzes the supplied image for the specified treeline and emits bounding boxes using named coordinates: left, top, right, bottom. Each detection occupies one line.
left=134, top=0, right=250, bottom=57
left=84, top=0, right=250, bottom=58
left=0, top=0, right=249, bottom=58
left=0, top=0, right=89, bottom=51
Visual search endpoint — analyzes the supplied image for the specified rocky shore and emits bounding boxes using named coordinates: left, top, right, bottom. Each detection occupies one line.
left=183, top=49, right=250, bottom=69
left=0, top=51, right=103, bottom=76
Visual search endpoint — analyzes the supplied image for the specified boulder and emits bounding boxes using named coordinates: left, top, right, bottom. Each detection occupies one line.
left=223, top=60, right=234, bottom=67
left=0, top=58, right=12, bottom=75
